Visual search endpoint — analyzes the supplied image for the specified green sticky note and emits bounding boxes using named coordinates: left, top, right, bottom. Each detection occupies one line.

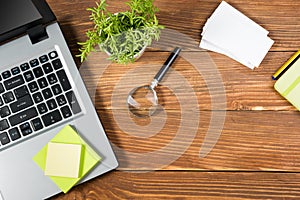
left=33, top=125, right=102, bottom=193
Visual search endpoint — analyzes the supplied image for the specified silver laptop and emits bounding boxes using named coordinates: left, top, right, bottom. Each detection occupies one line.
left=0, top=0, right=118, bottom=199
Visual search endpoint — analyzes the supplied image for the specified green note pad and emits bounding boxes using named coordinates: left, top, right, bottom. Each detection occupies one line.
left=33, top=125, right=102, bottom=193
left=274, top=53, right=300, bottom=110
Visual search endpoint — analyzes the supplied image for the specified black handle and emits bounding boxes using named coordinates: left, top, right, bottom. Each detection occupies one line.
left=154, top=47, right=181, bottom=82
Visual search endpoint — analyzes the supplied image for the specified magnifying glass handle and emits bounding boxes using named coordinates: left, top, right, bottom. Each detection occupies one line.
left=153, top=47, right=181, bottom=84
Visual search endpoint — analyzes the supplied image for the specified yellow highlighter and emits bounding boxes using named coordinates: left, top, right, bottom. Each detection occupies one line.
left=272, top=50, right=300, bottom=80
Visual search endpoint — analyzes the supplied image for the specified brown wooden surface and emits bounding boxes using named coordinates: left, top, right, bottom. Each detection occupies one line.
left=46, top=0, right=300, bottom=199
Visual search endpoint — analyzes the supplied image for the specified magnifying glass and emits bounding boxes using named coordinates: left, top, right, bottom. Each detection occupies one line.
left=127, top=47, right=181, bottom=117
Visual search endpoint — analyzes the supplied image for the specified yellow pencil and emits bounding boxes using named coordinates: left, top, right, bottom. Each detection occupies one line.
left=272, top=49, right=300, bottom=80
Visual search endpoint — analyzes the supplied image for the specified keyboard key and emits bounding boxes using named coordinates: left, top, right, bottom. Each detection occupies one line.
left=0, top=119, right=9, bottom=131
left=32, top=92, right=43, bottom=103
left=3, top=91, right=15, bottom=103
left=66, top=91, right=81, bottom=114
left=0, top=97, right=3, bottom=106
left=47, top=73, right=58, bottom=85
left=39, top=55, right=49, bottom=63
left=37, top=77, right=48, bottom=89
left=8, top=128, right=21, bottom=141
left=46, top=99, right=57, bottom=110
left=14, top=85, right=29, bottom=99
left=21, top=128, right=32, bottom=136
left=37, top=103, right=48, bottom=114
left=31, top=118, right=43, bottom=131
left=11, top=67, right=20, bottom=75
left=20, top=122, right=32, bottom=136
left=10, top=95, right=33, bottom=113
left=52, top=58, right=63, bottom=70
left=33, top=67, right=44, bottom=78
left=0, top=83, right=4, bottom=94
left=42, top=88, right=53, bottom=100
left=0, top=106, right=11, bottom=118
left=2, top=70, right=11, bottom=79
left=42, top=63, right=53, bottom=74
left=9, top=107, right=38, bottom=126
left=42, top=109, right=62, bottom=127
left=23, top=71, right=34, bottom=82
left=4, top=75, right=25, bottom=90
left=57, top=69, right=71, bottom=91
left=28, top=81, right=39, bottom=93
left=61, top=105, right=72, bottom=118
left=56, top=94, right=67, bottom=106
left=0, top=132, right=10, bottom=145
left=49, top=51, right=58, bottom=59
left=29, top=59, right=39, bottom=67
left=20, top=63, right=30, bottom=71
left=51, top=84, right=62, bottom=95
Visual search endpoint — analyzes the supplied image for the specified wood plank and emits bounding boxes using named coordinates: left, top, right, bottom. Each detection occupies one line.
left=45, top=0, right=300, bottom=65
left=50, top=171, right=300, bottom=199
left=80, top=51, right=297, bottom=111
left=98, top=109, right=300, bottom=171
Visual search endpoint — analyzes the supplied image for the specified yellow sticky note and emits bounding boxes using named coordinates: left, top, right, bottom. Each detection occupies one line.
left=274, top=51, right=300, bottom=110
left=45, top=142, right=82, bottom=178
left=33, top=125, right=101, bottom=193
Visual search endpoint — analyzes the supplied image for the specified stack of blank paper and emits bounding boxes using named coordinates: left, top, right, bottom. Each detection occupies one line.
left=200, top=1, right=274, bottom=69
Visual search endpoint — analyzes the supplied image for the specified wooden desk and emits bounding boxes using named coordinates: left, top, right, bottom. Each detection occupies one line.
left=46, top=0, right=300, bottom=199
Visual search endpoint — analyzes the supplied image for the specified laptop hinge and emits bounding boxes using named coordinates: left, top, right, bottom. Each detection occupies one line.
left=27, top=24, right=49, bottom=45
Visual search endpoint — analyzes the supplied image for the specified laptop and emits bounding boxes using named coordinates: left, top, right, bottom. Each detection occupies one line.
left=0, top=0, right=118, bottom=199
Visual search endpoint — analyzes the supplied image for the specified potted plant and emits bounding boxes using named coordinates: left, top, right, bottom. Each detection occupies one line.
left=78, top=0, right=164, bottom=64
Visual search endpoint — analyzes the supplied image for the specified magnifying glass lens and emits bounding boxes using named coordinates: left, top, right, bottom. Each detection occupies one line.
left=127, top=86, right=158, bottom=117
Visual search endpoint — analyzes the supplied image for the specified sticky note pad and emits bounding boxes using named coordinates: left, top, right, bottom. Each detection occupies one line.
left=45, top=142, right=82, bottom=178
left=274, top=51, right=300, bottom=110
left=33, top=125, right=102, bottom=193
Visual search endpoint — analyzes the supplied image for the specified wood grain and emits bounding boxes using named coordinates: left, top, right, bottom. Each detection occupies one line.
left=44, top=0, right=300, bottom=199
left=45, top=0, right=300, bottom=64
left=51, top=171, right=300, bottom=200
left=98, top=110, right=300, bottom=171
left=80, top=51, right=296, bottom=111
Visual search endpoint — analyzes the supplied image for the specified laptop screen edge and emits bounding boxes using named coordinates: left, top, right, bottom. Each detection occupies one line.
left=0, top=0, right=56, bottom=44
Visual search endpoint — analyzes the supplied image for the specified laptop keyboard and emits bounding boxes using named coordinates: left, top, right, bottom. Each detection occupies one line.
left=0, top=49, right=82, bottom=151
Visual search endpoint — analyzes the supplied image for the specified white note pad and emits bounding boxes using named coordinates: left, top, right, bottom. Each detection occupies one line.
left=200, top=1, right=274, bottom=69
left=202, top=1, right=269, bottom=36
left=200, top=39, right=255, bottom=69
left=45, top=142, right=82, bottom=178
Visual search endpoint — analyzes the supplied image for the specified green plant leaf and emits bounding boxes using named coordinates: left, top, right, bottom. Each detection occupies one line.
left=78, top=0, right=164, bottom=64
